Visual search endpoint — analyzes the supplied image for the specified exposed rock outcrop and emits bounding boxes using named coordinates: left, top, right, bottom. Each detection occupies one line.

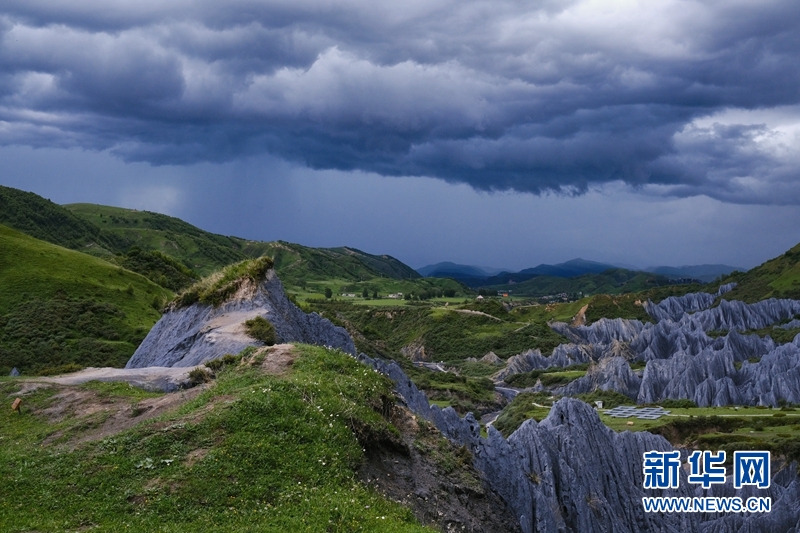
left=687, top=298, right=800, bottom=333
left=400, top=339, right=428, bottom=361
left=555, top=357, right=642, bottom=399
left=550, top=317, right=645, bottom=345
left=126, top=269, right=354, bottom=368
left=498, top=288, right=800, bottom=406
left=362, top=352, right=800, bottom=532
left=493, top=335, right=636, bottom=382
left=35, top=365, right=199, bottom=392
left=777, top=318, right=800, bottom=330
left=481, top=351, right=503, bottom=364
left=645, top=283, right=736, bottom=322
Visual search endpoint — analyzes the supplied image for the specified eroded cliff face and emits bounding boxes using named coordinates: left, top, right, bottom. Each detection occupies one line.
left=361, top=353, right=800, bottom=533
left=126, top=269, right=354, bottom=368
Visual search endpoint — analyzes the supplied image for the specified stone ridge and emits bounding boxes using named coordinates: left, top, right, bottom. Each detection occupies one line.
left=126, top=269, right=354, bottom=368
left=359, top=353, right=800, bottom=533
left=494, top=289, right=800, bottom=407
left=645, top=282, right=736, bottom=322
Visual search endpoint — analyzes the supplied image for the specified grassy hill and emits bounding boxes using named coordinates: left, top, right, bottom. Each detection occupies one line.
left=237, top=241, right=420, bottom=287
left=0, top=225, right=172, bottom=375
left=0, top=187, right=427, bottom=288
left=66, top=203, right=250, bottom=275
left=714, top=242, right=800, bottom=302
left=0, top=185, right=124, bottom=256
left=67, top=204, right=421, bottom=284
left=0, top=345, right=487, bottom=532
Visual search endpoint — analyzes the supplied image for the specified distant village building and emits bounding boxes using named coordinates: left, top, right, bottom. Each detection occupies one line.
left=387, top=293, right=404, bottom=299
left=341, top=293, right=356, bottom=298
left=476, top=295, right=484, bottom=300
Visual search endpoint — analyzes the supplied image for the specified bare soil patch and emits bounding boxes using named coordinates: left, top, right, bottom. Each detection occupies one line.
left=35, top=384, right=207, bottom=446
left=359, top=405, right=521, bottom=533
left=255, top=343, right=298, bottom=375
left=571, top=304, right=589, bottom=327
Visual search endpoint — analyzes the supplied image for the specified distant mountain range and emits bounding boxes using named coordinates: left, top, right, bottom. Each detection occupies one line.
left=416, top=262, right=507, bottom=278
left=417, top=259, right=744, bottom=286
left=418, top=259, right=631, bottom=287
left=644, top=264, right=743, bottom=283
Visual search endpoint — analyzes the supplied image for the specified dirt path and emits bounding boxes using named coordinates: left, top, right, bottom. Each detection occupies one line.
left=571, top=304, right=589, bottom=327
left=6, top=345, right=301, bottom=447
left=453, top=309, right=502, bottom=321
left=29, top=365, right=201, bottom=392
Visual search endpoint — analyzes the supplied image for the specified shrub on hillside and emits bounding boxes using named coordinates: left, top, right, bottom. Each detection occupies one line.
left=659, top=398, right=698, bottom=409
left=205, top=353, right=241, bottom=371
left=244, top=316, right=276, bottom=345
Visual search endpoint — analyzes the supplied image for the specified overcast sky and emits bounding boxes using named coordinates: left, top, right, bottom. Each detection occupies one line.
left=1, top=0, right=799, bottom=270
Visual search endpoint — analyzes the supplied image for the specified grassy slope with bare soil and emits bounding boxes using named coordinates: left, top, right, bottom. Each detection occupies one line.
left=0, top=344, right=520, bottom=533
left=0, top=345, right=438, bottom=533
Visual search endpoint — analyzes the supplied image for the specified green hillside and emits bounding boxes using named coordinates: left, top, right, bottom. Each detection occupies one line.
left=481, top=268, right=675, bottom=298
left=0, top=345, right=439, bottom=532
left=0, top=225, right=172, bottom=375
left=66, top=203, right=249, bottom=275
left=715, top=242, right=800, bottom=302
left=0, top=185, right=124, bottom=256
left=0, top=187, right=422, bottom=287
left=67, top=203, right=420, bottom=284
left=237, top=241, right=420, bottom=287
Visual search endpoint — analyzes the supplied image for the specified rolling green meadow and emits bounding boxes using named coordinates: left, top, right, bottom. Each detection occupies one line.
left=0, top=224, right=172, bottom=375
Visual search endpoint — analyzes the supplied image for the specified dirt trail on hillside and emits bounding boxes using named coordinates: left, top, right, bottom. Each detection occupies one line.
left=31, top=366, right=199, bottom=392
left=571, top=304, right=589, bottom=327
left=6, top=345, right=300, bottom=447
left=453, top=309, right=502, bottom=321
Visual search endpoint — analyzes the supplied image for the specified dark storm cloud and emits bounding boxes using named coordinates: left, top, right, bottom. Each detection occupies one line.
left=1, top=0, right=799, bottom=203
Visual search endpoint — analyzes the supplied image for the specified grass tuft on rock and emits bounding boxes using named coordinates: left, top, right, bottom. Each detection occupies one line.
left=173, top=256, right=274, bottom=308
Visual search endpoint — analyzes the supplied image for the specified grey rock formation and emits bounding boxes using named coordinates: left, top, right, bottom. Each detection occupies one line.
left=638, top=350, right=742, bottom=406
left=363, top=352, right=800, bottom=532
left=738, top=338, right=800, bottom=406
left=555, top=357, right=641, bottom=399
left=687, top=298, right=800, bottom=333
left=645, top=283, right=737, bottom=322
left=647, top=292, right=718, bottom=322
left=492, top=349, right=549, bottom=382
left=492, top=344, right=596, bottom=382
left=497, top=290, right=800, bottom=407
left=631, top=318, right=714, bottom=361
left=126, top=269, right=354, bottom=368
left=633, top=319, right=800, bottom=406
left=551, top=317, right=645, bottom=345
left=361, top=287, right=800, bottom=530
left=481, top=351, right=503, bottom=364
left=777, top=319, right=800, bottom=330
